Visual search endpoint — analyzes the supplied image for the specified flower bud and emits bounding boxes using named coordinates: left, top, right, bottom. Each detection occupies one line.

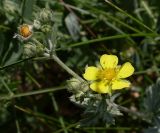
left=33, top=20, right=41, bottom=29
left=67, top=78, right=88, bottom=97
left=41, top=24, right=52, bottom=33
left=39, top=8, right=54, bottom=23
left=23, top=41, right=45, bottom=57
left=3, top=0, right=18, bottom=14
left=36, top=42, right=45, bottom=56
left=23, top=43, right=36, bottom=57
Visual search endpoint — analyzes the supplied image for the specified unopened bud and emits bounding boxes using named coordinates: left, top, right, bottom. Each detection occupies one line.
left=23, top=41, right=45, bottom=57
left=67, top=78, right=88, bottom=97
left=33, top=20, right=41, bottom=29
left=23, top=43, right=36, bottom=57
left=36, top=42, right=45, bottom=56
left=39, top=8, right=54, bottom=23
left=3, top=0, right=18, bottom=14
left=41, top=24, right=52, bottom=33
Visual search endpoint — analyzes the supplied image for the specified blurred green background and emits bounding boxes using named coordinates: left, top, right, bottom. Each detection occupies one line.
left=0, top=0, right=160, bottom=132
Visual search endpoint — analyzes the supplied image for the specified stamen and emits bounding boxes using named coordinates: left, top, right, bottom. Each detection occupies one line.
left=99, top=68, right=116, bottom=81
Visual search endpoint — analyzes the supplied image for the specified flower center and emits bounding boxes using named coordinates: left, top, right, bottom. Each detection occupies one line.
left=100, top=68, right=116, bottom=81
left=20, top=25, right=32, bottom=38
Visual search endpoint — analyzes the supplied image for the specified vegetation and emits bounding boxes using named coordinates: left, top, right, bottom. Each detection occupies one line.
left=0, top=0, right=160, bottom=133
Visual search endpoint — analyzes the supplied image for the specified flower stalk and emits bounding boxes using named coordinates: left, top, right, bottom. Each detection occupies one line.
left=44, top=53, right=84, bottom=82
left=117, top=104, right=145, bottom=118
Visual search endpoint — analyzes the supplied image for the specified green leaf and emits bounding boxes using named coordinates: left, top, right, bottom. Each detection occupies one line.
left=21, top=0, right=35, bottom=20
left=144, top=127, right=159, bottom=133
left=1, top=42, right=22, bottom=66
left=80, top=97, right=115, bottom=127
left=65, top=13, right=80, bottom=41
left=143, top=81, right=160, bottom=114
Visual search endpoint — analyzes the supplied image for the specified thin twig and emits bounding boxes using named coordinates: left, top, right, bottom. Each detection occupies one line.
left=44, top=53, right=84, bottom=82
left=116, top=104, right=145, bottom=118
left=50, top=93, right=68, bottom=133
left=0, top=86, right=65, bottom=100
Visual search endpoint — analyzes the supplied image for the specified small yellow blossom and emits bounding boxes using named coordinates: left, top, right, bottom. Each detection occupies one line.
left=83, top=54, right=134, bottom=94
left=19, top=24, right=32, bottom=38
left=13, top=24, right=33, bottom=40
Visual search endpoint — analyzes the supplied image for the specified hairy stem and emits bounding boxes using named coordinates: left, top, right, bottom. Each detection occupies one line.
left=0, top=86, right=65, bottom=100
left=44, top=53, right=84, bottom=82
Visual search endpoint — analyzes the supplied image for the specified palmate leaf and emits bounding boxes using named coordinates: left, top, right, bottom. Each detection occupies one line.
left=80, top=109, right=114, bottom=127
left=143, top=81, right=160, bottom=132
left=144, top=126, right=160, bottom=133
left=143, top=81, right=160, bottom=117
left=80, top=97, right=115, bottom=127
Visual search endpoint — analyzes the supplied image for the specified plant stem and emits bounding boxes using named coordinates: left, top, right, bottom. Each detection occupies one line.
left=105, top=0, right=155, bottom=33
left=15, top=119, right=21, bottom=133
left=1, top=78, right=14, bottom=95
left=50, top=93, right=68, bottom=133
left=0, top=86, right=65, bottom=100
left=44, top=53, right=84, bottom=82
left=117, top=105, right=144, bottom=118
left=56, top=33, right=159, bottom=51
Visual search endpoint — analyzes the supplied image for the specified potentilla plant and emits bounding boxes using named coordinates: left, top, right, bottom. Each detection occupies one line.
left=14, top=8, right=145, bottom=127
left=69, top=54, right=135, bottom=126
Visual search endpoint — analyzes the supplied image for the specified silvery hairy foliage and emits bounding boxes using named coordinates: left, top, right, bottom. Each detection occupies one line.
left=79, top=95, right=120, bottom=127
left=143, top=80, right=160, bottom=132
left=67, top=79, right=122, bottom=127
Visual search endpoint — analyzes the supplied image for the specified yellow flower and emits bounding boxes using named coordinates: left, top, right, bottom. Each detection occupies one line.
left=13, top=24, right=33, bottom=41
left=19, top=24, right=33, bottom=38
left=83, top=54, right=134, bottom=94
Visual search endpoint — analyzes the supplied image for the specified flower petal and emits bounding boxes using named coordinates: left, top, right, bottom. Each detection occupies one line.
left=100, top=54, right=118, bottom=69
left=112, top=79, right=131, bottom=90
left=90, top=81, right=109, bottom=93
left=83, top=66, right=99, bottom=80
left=117, top=62, right=134, bottom=78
